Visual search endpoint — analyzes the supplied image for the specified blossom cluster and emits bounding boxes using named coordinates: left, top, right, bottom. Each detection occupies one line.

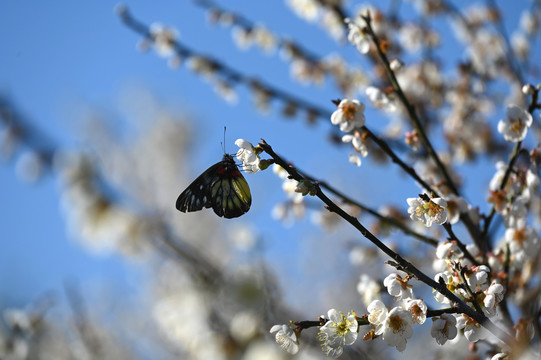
left=331, top=98, right=368, bottom=166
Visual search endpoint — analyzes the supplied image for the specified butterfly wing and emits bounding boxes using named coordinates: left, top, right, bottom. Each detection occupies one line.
left=210, top=166, right=251, bottom=218
left=175, top=162, right=220, bottom=213
left=176, top=154, right=251, bottom=218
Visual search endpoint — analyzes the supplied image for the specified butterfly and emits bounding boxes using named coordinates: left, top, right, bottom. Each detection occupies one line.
left=176, top=154, right=251, bottom=218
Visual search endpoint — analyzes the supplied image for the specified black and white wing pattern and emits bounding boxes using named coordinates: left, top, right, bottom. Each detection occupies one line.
left=176, top=154, right=251, bottom=218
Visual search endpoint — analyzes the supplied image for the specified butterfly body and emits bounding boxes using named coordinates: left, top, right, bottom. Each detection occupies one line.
left=176, top=154, right=251, bottom=218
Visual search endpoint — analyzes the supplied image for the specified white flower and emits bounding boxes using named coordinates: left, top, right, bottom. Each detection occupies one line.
left=512, top=33, right=529, bottom=60
left=366, top=86, right=397, bottom=112
left=436, top=241, right=463, bottom=261
left=522, top=84, right=535, bottom=95
left=346, top=17, right=371, bottom=54
left=503, top=198, right=528, bottom=229
left=318, top=309, right=358, bottom=358
left=497, top=105, right=533, bottom=142
left=281, top=178, right=303, bottom=203
left=390, top=59, right=403, bottom=71
left=433, top=272, right=453, bottom=304
left=520, top=10, right=539, bottom=35
left=444, top=194, right=468, bottom=224
left=407, top=196, right=448, bottom=227
left=456, top=314, right=488, bottom=342
left=383, top=273, right=414, bottom=300
left=286, top=0, right=319, bottom=22
left=214, top=80, right=238, bottom=104
left=466, top=265, right=491, bottom=292
left=524, top=168, right=540, bottom=200
left=269, top=324, right=299, bottom=354
left=367, top=300, right=388, bottom=328
left=188, top=56, right=216, bottom=78
left=330, top=99, right=366, bottom=132
left=380, top=307, right=414, bottom=352
left=404, top=299, right=427, bottom=325
left=404, top=130, right=422, bottom=151
left=253, top=25, right=277, bottom=53
left=506, top=223, right=540, bottom=265
left=149, top=23, right=179, bottom=57
left=430, top=314, right=457, bottom=345
left=398, top=23, right=424, bottom=53
left=348, top=153, right=362, bottom=166
left=357, top=274, right=381, bottom=307
left=483, top=282, right=505, bottom=315
left=235, top=139, right=260, bottom=174
left=322, top=8, right=345, bottom=40
left=232, top=26, right=253, bottom=50
left=342, top=132, right=368, bottom=157
left=489, top=161, right=518, bottom=193
left=272, top=164, right=288, bottom=179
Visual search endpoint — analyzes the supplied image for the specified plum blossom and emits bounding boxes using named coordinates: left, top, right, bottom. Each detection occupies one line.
left=149, top=23, right=179, bottom=57
left=456, top=314, right=488, bottom=342
left=357, top=274, right=381, bottom=307
left=505, top=221, right=540, bottom=266
left=286, top=0, right=319, bottom=22
left=436, top=241, right=463, bottom=262
left=270, top=324, right=299, bottom=354
left=444, top=195, right=468, bottom=224
left=483, top=282, right=505, bottom=316
left=345, top=17, right=370, bottom=54
left=366, top=86, right=397, bottom=112
left=342, top=131, right=368, bottom=157
left=383, top=273, right=414, bottom=300
left=430, top=314, right=458, bottom=345
left=405, top=130, right=422, bottom=151
left=318, top=309, right=358, bottom=358
left=433, top=271, right=465, bottom=304
left=407, top=196, right=448, bottom=227
left=330, top=99, right=366, bottom=132
left=404, top=299, right=427, bottom=326
left=380, top=307, right=414, bottom=352
left=348, top=153, right=362, bottom=166
left=367, top=300, right=388, bottom=329
left=466, top=265, right=491, bottom=292
left=497, top=105, right=533, bottom=142
left=235, top=139, right=260, bottom=174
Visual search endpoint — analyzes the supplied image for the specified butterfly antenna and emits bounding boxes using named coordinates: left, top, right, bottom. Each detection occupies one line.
left=222, top=126, right=227, bottom=154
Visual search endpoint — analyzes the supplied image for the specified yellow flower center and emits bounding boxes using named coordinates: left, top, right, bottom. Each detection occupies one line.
left=423, top=200, right=445, bottom=217
left=513, top=228, right=527, bottom=245
left=410, top=304, right=422, bottom=318
left=389, top=314, right=404, bottom=331
left=342, top=104, right=358, bottom=120
left=509, top=117, right=524, bottom=135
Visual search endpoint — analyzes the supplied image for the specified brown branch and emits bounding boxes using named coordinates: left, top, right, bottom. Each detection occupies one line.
left=297, top=165, right=439, bottom=247
left=260, top=139, right=512, bottom=344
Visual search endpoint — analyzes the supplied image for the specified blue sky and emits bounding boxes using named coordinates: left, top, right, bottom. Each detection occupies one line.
left=0, top=0, right=350, bottom=307
left=0, top=0, right=535, bottom=311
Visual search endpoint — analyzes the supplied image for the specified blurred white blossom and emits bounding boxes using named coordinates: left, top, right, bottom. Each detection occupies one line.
left=497, top=105, right=532, bottom=142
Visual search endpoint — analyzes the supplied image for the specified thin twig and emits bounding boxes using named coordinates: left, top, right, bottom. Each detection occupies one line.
left=359, top=13, right=486, bottom=248
left=442, top=223, right=479, bottom=265
left=296, top=166, right=439, bottom=247
left=481, top=88, right=539, bottom=241
left=361, top=14, right=460, bottom=197
left=260, top=139, right=512, bottom=344
left=117, top=7, right=333, bottom=122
